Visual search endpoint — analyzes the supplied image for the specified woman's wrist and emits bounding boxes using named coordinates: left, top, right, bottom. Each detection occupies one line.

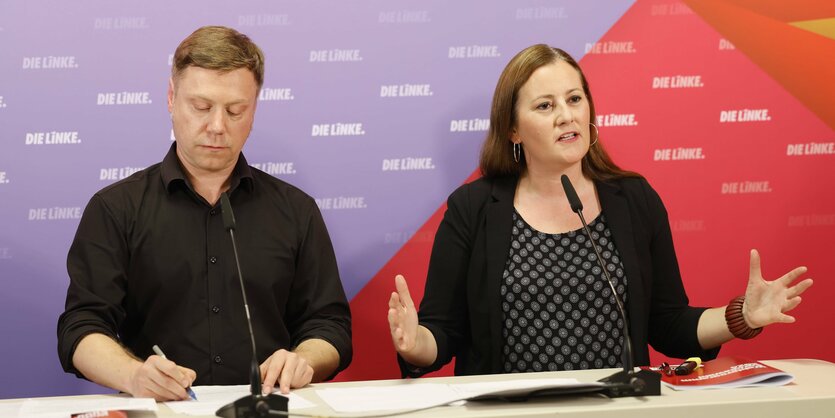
left=725, top=296, right=763, bottom=340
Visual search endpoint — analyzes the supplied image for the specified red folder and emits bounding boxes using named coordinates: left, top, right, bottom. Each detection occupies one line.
left=641, top=356, right=794, bottom=390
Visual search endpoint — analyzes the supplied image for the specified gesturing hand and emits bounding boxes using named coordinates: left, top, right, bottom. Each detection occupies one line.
left=743, top=249, right=814, bottom=329
left=388, top=274, right=419, bottom=354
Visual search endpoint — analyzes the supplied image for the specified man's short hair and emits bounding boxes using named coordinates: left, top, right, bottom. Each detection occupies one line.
left=171, top=26, right=265, bottom=89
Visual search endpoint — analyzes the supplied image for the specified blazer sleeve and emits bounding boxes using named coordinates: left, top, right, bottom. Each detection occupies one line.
left=398, top=184, right=475, bottom=377
left=640, top=180, right=720, bottom=360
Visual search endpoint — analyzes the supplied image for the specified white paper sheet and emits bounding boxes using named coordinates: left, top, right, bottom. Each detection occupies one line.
left=165, top=385, right=316, bottom=416
left=452, top=377, right=604, bottom=398
left=16, top=396, right=156, bottom=418
left=315, top=378, right=601, bottom=414
left=316, top=383, right=462, bottom=413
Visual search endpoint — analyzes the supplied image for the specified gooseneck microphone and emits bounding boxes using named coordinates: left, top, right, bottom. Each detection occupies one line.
left=559, top=175, right=660, bottom=397
left=216, top=192, right=289, bottom=418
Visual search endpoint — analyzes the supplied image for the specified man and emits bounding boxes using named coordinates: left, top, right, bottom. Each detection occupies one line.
left=57, top=26, right=352, bottom=401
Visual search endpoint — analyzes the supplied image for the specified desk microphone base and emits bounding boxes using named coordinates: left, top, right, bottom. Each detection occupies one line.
left=215, top=393, right=288, bottom=418
left=598, top=369, right=661, bottom=397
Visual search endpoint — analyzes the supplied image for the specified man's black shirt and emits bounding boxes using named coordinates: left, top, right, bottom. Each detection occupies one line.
left=57, top=144, right=352, bottom=384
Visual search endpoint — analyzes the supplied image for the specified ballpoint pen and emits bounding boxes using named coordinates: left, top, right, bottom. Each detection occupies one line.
left=152, top=344, right=197, bottom=401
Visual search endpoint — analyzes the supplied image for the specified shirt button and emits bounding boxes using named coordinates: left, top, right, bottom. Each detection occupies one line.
left=210, top=209, right=216, bottom=215
left=212, top=305, right=221, bottom=314
left=214, top=355, right=223, bottom=364
left=210, top=256, right=217, bottom=264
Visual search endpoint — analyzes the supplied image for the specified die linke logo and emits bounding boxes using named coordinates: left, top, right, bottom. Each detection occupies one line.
left=238, top=14, right=291, bottom=26
left=651, top=2, right=693, bottom=16
left=788, top=214, right=835, bottom=227
left=787, top=142, right=835, bottom=156
left=22, top=56, right=78, bottom=69
left=0, top=95, right=7, bottom=108
left=584, top=41, right=636, bottom=55
left=94, top=16, right=149, bottom=30
left=671, top=219, right=705, bottom=232
left=311, top=122, right=365, bottom=137
left=97, top=91, right=152, bottom=105
left=252, top=162, right=296, bottom=175
left=596, top=114, right=638, bottom=127
left=259, top=88, right=294, bottom=101
left=380, top=84, right=433, bottom=98
left=719, top=39, right=736, bottom=50
left=100, top=166, right=144, bottom=181
left=384, top=230, right=434, bottom=245
left=379, top=10, right=431, bottom=24
left=516, top=6, right=567, bottom=20
left=382, top=157, right=435, bottom=171
left=653, top=147, right=705, bottom=161
left=448, top=45, right=501, bottom=59
left=719, top=109, right=770, bottom=123
left=652, top=75, right=703, bottom=89
left=25, top=131, right=81, bottom=145
left=721, top=180, right=772, bottom=194
left=309, top=49, right=363, bottom=62
left=28, top=206, right=82, bottom=221
left=315, top=196, right=367, bottom=210
left=0, top=171, right=9, bottom=184
left=450, top=118, right=489, bottom=132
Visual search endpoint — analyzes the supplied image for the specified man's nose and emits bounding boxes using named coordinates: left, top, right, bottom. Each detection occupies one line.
left=207, top=108, right=226, bottom=134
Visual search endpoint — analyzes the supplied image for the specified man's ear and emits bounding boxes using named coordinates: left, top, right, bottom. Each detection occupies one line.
left=167, top=77, right=176, bottom=114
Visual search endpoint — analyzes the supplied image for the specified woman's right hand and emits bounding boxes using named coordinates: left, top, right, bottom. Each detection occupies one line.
left=388, top=274, right=419, bottom=354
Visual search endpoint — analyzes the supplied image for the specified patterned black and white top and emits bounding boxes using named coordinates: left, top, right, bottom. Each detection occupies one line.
left=500, top=210, right=628, bottom=373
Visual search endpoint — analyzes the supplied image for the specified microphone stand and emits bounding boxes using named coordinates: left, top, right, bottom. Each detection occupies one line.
left=216, top=193, right=290, bottom=418
left=560, top=176, right=660, bottom=397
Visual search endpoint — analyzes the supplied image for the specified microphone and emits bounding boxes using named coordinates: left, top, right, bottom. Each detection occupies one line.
left=560, top=175, right=660, bottom=397
left=216, top=192, right=289, bottom=418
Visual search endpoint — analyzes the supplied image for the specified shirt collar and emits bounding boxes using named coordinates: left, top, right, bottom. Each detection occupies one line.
left=160, top=142, right=254, bottom=194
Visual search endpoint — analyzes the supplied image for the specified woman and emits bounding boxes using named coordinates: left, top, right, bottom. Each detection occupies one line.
left=387, top=44, right=813, bottom=376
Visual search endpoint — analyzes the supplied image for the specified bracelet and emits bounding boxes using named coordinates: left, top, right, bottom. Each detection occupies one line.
left=725, top=296, right=763, bottom=340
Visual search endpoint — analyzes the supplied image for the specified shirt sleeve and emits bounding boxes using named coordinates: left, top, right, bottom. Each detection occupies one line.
left=57, top=194, right=129, bottom=377
left=641, top=180, right=720, bottom=360
left=284, top=199, right=353, bottom=378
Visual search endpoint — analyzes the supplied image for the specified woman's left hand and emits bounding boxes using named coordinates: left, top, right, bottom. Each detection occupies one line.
left=743, top=249, right=814, bottom=329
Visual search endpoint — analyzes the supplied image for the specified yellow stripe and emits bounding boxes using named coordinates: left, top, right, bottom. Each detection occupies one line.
left=789, top=17, right=835, bottom=41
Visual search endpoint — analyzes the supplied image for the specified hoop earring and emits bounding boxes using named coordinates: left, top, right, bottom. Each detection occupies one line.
left=513, top=142, right=521, bottom=163
left=589, top=123, right=599, bottom=147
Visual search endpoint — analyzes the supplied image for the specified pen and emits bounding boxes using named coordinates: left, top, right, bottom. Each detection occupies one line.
left=152, top=344, right=197, bottom=400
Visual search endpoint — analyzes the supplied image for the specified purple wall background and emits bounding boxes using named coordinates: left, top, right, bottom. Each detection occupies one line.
left=0, top=1, right=634, bottom=398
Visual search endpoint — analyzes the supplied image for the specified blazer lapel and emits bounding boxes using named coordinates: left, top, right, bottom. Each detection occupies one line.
left=597, top=180, right=646, bottom=362
left=484, top=176, right=516, bottom=371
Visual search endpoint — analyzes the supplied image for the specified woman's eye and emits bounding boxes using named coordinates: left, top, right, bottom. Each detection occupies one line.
left=569, top=95, right=583, bottom=103
left=537, top=102, right=552, bottom=110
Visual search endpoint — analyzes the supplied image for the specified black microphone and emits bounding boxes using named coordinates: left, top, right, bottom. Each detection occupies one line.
left=216, top=192, right=289, bottom=418
left=561, top=175, right=583, bottom=213
left=560, top=175, right=659, bottom=397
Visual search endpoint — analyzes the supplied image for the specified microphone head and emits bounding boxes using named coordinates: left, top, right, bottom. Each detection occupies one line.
left=560, top=174, right=584, bottom=213
left=220, top=192, right=236, bottom=231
